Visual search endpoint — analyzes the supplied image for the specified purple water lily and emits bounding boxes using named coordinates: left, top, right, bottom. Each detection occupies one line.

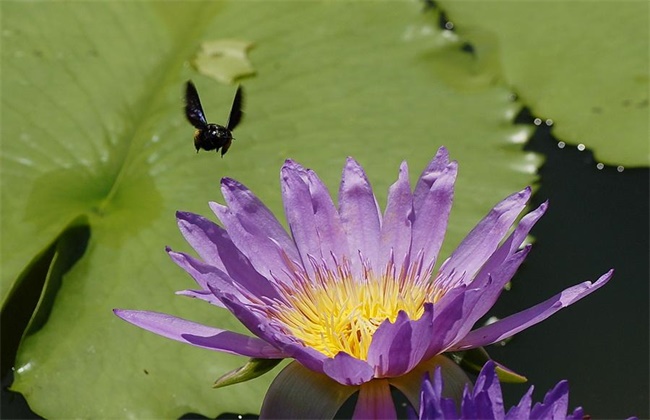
left=416, top=361, right=585, bottom=419
left=115, top=147, right=612, bottom=418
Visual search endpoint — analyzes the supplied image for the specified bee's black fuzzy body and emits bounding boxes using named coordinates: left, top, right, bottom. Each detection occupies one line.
left=184, top=81, right=243, bottom=157
left=193, top=124, right=233, bottom=155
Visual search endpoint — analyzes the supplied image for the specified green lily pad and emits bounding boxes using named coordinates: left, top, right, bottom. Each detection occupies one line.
left=439, top=0, right=650, bottom=167
left=1, top=2, right=539, bottom=417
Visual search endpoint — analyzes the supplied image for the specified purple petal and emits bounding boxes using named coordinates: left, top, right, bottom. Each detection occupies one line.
left=175, top=211, right=228, bottom=271
left=260, top=361, right=357, bottom=419
left=175, top=288, right=224, bottom=307
left=380, top=161, right=414, bottom=272
left=413, top=146, right=450, bottom=210
left=280, top=161, right=320, bottom=271
left=352, top=379, right=397, bottom=420
left=303, top=166, right=350, bottom=261
left=459, top=388, right=479, bottom=419
left=505, top=386, right=534, bottom=419
left=167, top=249, right=247, bottom=303
left=567, top=407, right=586, bottom=420
left=367, top=304, right=434, bottom=377
left=472, top=361, right=505, bottom=419
left=175, top=212, right=281, bottom=300
left=452, top=270, right=613, bottom=350
left=437, top=187, right=532, bottom=289
left=530, top=380, right=569, bottom=419
left=113, top=310, right=285, bottom=358
left=445, top=247, right=532, bottom=347
left=367, top=311, right=409, bottom=375
left=452, top=202, right=547, bottom=327
left=219, top=177, right=297, bottom=256
left=418, top=371, right=447, bottom=420
left=471, top=202, right=548, bottom=292
left=273, top=340, right=330, bottom=377
left=339, top=157, right=382, bottom=276
left=210, top=202, right=295, bottom=286
left=438, top=203, right=546, bottom=345
left=281, top=160, right=349, bottom=272
left=390, top=355, right=470, bottom=416
left=213, top=290, right=327, bottom=374
left=424, top=285, right=478, bottom=358
left=322, top=352, right=374, bottom=386
left=500, top=201, right=548, bottom=257
left=411, top=152, right=458, bottom=270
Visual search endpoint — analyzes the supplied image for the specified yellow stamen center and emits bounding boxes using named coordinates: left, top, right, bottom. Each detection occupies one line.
left=270, top=255, right=437, bottom=360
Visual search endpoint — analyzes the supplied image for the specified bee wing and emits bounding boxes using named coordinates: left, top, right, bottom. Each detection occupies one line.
left=185, top=81, right=208, bottom=129
left=226, top=85, right=244, bottom=131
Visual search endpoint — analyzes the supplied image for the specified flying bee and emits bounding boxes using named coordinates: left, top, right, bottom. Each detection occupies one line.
left=184, top=81, right=244, bottom=156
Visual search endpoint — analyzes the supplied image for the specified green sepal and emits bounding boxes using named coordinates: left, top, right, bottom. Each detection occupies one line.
left=448, top=347, right=527, bottom=383
left=213, top=358, right=283, bottom=389
left=493, top=363, right=527, bottom=383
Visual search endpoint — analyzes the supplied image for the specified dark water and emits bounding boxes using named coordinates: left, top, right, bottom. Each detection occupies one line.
left=486, top=111, right=649, bottom=419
